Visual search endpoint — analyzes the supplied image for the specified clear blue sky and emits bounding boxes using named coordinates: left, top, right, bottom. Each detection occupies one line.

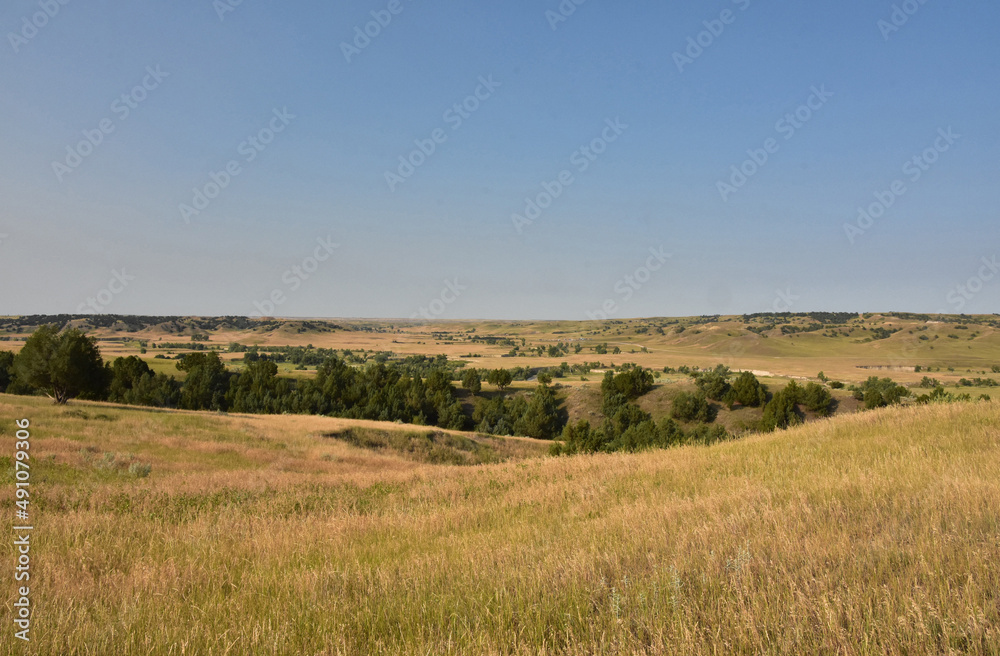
left=1, top=0, right=997, bottom=319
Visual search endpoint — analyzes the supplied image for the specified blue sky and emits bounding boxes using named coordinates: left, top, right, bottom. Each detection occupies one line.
left=1, top=0, right=997, bottom=319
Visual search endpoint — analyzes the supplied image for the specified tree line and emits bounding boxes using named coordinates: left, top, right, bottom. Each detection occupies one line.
left=0, top=326, right=571, bottom=439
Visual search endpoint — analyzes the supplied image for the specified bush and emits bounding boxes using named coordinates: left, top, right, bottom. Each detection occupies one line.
left=800, top=382, right=834, bottom=416
left=600, top=366, right=654, bottom=401
left=761, top=383, right=803, bottom=431
left=552, top=416, right=728, bottom=456
left=474, top=384, right=565, bottom=440
left=856, top=377, right=909, bottom=410
left=671, top=391, right=716, bottom=423
left=725, top=371, right=767, bottom=408
left=694, top=365, right=731, bottom=401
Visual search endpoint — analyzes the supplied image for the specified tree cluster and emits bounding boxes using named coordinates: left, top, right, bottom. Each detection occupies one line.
left=553, top=367, right=729, bottom=455
left=851, top=377, right=909, bottom=409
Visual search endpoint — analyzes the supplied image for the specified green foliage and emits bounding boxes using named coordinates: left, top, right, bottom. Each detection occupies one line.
left=13, top=325, right=108, bottom=403
left=671, top=391, right=716, bottom=423
left=694, top=365, right=732, bottom=401
left=107, top=356, right=180, bottom=407
left=473, top=384, right=565, bottom=439
left=854, top=377, right=909, bottom=410
left=177, top=352, right=231, bottom=411
left=760, top=382, right=804, bottom=431
left=800, top=382, right=834, bottom=416
left=915, top=386, right=987, bottom=405
left=514, top=384, right=564, bottom=439
left=300, top=359, right=467, bottom=430
left=551, top=362, right=727, bottom=455
left=552, top=415, right=728, bottom=455
left=486, top=368, right=513, bottom=391
left=226, top=360, right=292, bottom=414
left=600, top=366, right=654, bottom=401
left=461, top=367, right=482, bottom=394
left=726, top=371, right=767, bottom=408
left=0, top=350, right=14, bottom=392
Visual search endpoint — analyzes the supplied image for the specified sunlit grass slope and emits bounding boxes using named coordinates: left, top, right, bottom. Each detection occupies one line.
left=2, top=395, right=999, bottom=655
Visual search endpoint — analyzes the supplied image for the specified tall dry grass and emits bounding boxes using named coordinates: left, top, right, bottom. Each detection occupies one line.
left=2, top=394, right=999, bottom=654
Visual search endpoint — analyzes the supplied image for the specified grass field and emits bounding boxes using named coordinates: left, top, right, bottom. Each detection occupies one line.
left=3, top=393, right=999, bottom=654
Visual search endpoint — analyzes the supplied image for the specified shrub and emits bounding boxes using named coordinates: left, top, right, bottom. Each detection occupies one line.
left=671, top=391, right=716, bottom=423
left=600, top=366, right=654, bottom=401
left=800, top=382, right=833, bottom=416
left=694, top=365, right=731, bottom=401
left=857, top=377, right=909, bottom=409
left=761, top=383, right=803, bottom=431
left=726, top=371, right=767, bottom=408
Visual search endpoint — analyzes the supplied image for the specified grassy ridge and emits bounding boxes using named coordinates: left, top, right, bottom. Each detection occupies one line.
left=2, top=395, right=999, bottom=654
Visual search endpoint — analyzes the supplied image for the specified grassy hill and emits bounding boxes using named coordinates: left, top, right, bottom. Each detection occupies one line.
left=2, top=394, right=998, bottom=654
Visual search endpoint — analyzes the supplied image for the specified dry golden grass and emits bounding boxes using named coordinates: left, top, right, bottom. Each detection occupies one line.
left=2, top=394, right=1000, bottom=654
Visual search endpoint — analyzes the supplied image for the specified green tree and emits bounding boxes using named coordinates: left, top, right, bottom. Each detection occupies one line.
left=0, top=351, right=14, bottom=393
left=855, top=376, right=909, bottom=410
left=13, top=325, right=107, bottom=403
left=106, top=356, right=180, bottom=407
left=800, top=382, right=833, bottom=416
left=227, top=359, right=291, bottom=413
left=486, top=368, right=513, bottom=391
left=177, top=351, right=230, bottom=411
left=725, top=371, right=767, bottom=408
left=601, top=367, right=654, bottom=401
left=514, top=384, right=564, bottom=439
left=695, top=365, right=732, bottom=401
left=671, top=391, right=715, bottom=423
left=461, top=367, right=482, bottom=394
left=761, top=384, right=801, bottom=431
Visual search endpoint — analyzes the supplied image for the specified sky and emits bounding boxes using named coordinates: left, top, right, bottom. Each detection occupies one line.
left=0, top=0, right=997, bottom=320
